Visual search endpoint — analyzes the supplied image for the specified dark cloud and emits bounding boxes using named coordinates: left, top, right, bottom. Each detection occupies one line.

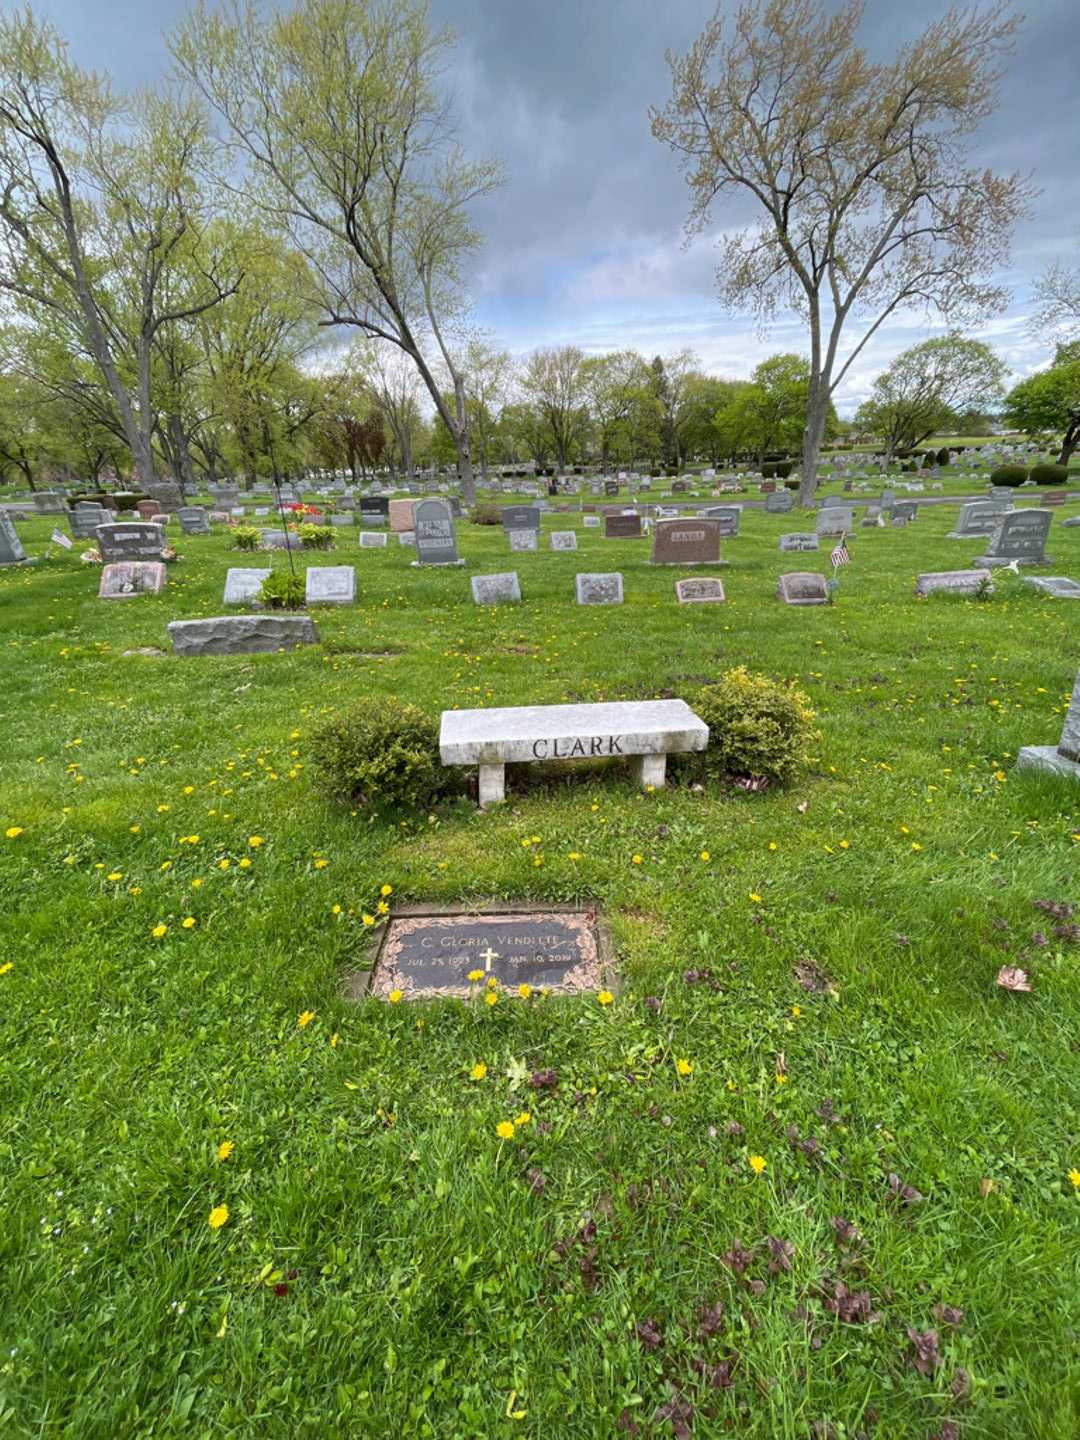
left=34, top=0, right=1080, bottom=408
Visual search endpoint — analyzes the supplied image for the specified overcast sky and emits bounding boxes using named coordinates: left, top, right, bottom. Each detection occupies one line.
left=36, top=0, right=1080, bottom=414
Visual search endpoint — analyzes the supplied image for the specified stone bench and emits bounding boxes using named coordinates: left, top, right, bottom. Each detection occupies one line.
left=440, top=699, right=709, bottom=806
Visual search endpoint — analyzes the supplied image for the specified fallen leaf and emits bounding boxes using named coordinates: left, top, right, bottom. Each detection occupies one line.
left=996, top=965, right=1032, bottom=992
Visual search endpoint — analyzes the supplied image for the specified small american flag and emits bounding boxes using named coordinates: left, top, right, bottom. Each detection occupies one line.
left=830, top=534, right=850, bottom=569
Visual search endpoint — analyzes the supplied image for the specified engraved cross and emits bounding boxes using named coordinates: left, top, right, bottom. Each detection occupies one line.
left=479, top=945, right=500, bottom=973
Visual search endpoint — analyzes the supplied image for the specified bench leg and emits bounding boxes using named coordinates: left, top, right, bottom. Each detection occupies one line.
left=633, top=753, right=667, bottom=791
left=478, top=763, right=506, bottom=807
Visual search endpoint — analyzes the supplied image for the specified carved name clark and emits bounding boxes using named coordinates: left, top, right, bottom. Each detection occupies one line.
left=531, top=734, right=624, bottom=759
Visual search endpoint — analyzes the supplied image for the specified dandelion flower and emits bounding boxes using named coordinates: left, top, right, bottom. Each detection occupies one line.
left=298, top=1010, right=316, bottom=1027
left=107, top=872, right=122, bottom=882
left=748, top=1155, right=767, bottom=1176
left=0, top=962, right=13, bottom=976
left=313, top=858, right=329, bottom=870
left=485, top=991, right=498, bottom=1007
left=217, top=1141, right=234, bottom=1162
left=248, top=836, right=264, bottom=848
left=467, top=969, right=484, bottom=983
left=388, top=989, right=403, bottom=1004
left=208, top=1204, right=229, bottom=1230
left=380, top=884, right=393, bottom=897
left=496, top=1121, right=515, bottom=1140
left=911, top=842, right=922, bottom=852
left=361, top=913, right=375, bottom=927
left=237, top=857, right=251, bottom=869
left=152, top=923, right=167, bottom=938
left=699, top=850, right=710, bottom=862
left=514, top=1112, right=531, bottom=1127
left=218, top=858, right=230, bottom=871
left=471, top=1062, right=488, bottom=1081
left=749, top=892, right=762, bottom=903
left=181, top=917, right=196, bottom=929
left=675, top=1058, right=693, bottom=1076
left=597, top=990, right=614, bottom=1006
left=518, top=983, right=532, bottom=999
left=1068, top=1169, right=1080, bottom=1190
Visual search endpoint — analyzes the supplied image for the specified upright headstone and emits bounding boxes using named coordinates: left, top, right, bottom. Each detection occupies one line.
left=604, top=513, right=642, bottom=539
left=360, top=497, right=390, bottom=527
left=136, top=499, right=162, bottom=520
left=0, top=511, right=27, bottom=565
left=413, top=498, right=461, bottom=566
left=33, top=491, right=67, bottom=515
left=974, top=510, right=1052, bottom=569
left=145, top=481, right=182, bottom=511
left=816, top=507, right=853, bottom=536
left=388, top=499, right=415, bottom=532
left=777, top=572, right=829, bottom=606
left=651, top=517, right=722, bottom=566
left=892, top=500, right=918, bottom=523
left=765, top=489, right=794, bottom=514
left=177, top=507, right=211, bottom=535
left=1016, top=670, right=1080, bottom=780
left=70, top=503, right=112, bottom=540
left=575, top=573, right=623, bottom=605
left=471, top=572, right=521, bottom=605
left=224, top=568, right=271, bottom=605
left=98, top=561, right=166, bottom=598
left=701, top=505, right=740, bottom=536
left=501, top=505, right=541, bottom=533
left=947, top=501, right=1007, bottom=539
left=305, top=566, right=356, bottom=605
left=95, top=522, right=167, bottom=563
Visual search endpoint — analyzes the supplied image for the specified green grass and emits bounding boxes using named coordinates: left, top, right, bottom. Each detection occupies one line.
left=1, top=494, right=1079, bottom=1439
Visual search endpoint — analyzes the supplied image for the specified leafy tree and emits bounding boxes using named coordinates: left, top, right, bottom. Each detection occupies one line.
left=855, top=336, right=1006, bottom=457
left=652, top=0, right=1030, bottom=502
left=1003, top=360, right=1080, bottom=465
left=518, top=346, right=590, bottom=470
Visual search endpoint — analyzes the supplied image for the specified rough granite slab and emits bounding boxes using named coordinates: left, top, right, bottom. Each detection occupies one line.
left=1015, top=745, right=1080, bottom=780
left=440, top=699, right=708, bottom=765
left=168, top=614, right=320, bottom=656
left=915, top=570, right=990, bottom=597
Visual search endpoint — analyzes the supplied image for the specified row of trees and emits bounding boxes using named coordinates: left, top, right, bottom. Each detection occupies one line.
left=0, top=0, right=1074, bottom=498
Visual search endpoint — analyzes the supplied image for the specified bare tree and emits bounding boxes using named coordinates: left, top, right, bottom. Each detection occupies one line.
left=361, top=342, right=425, bottom=480
left=172, top=0, right=502, bottom=503
left=652, top=0, right=1031, bottom=503
left=1029, top=242, right=1080, bottom=347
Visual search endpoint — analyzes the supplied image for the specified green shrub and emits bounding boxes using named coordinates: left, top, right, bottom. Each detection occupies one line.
left=761, top=462, right=778, bottom=478
left=774, top=461, right=794, bottom=479
left=689, top=667, right=819, bottom=787
left=297, top=523, right=335, bottom=550
left=258, top=570, right=306, bottom=610
left=1029, top=463, right=1069, bottom=486
left=309, top=697, right=445, bottom=810
left=470, top=503, right=502, bottom=525
left=231, top=525, right=261, bottom=551
left=989, top=465, right=1028, bottom=487
left=923, top=451, right=937, bottom=468
left=936, top=447, right=951, bottom=466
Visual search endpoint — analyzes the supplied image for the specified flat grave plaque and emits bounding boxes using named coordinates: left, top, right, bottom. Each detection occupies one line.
left=369, top=908, right=603, bottom=1000
left=675, top=577, right=725, bottom=603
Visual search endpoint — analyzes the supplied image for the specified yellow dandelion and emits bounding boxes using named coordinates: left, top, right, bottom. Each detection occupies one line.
left=238, top=857, right=251, bottom=869
left=330, top=1032, right=339, bottom=1047
left=218, top=858, right=230, bottom=871
left=217, top=1141, right=234, bottom=1162
left=748, top=1155, right=767, bottom=1176
left=471, top=1062, right=488, bottom=1081
left=388, top=989, right=403, bottom=1004
left=151, top=923, right=167, bottom=938
left=107, top=872, right=122, bottom=882
left=361, top=913, right=375, bottom=927
left=467, top=969, right=484, bottom=982
left=248, top=836, right=264, bottom=847
left=181, top=917, right=196, bottom=929
left=208, top=1204, right=229, bottom=1230
left=518, top=983, right=532, bottom=999
left=839, top=839, right=850, bottom=850
left=376, top=900, right=389, bottom=914
left=380, top=884, right=393, bottom=897
left=1068, top=1168, right=1080, bottom=1190
left=313, top=858, right=329, bottom=869
left=496, top=1121, right=515, bottom=1140
left=568, top=851, right=582, bottom=861
left=485, top=990, right=498, bottom=1006
left=298, top=1010, right=316, bottom=1027
left=676, top=1058, right=693, bottom=1076
left=0, top=962, right=13, bottom=976
left=331, top=903, right=342, bottom=915
left=911, top=842, right=923, bottom=852
left=597, top=990, right=614, bottom=1006
left=699, top=850, right=710, bottom=862
left=749, top=892, right=763, bottom=903
left=514, top=1111, right=531, bottom=1127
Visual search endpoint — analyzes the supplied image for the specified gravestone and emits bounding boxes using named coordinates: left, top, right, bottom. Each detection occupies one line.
left=947, top=501, right=1006, bottom=539
left=816, top=507, right=853, bottom=536
left=388, top=499, right=415, bottom=532
left=359, top=531, right=388, bottom=548
left=398, top=531, right=416, bottom=547
left=136, top=500, right=162, bottom=520
left=367, top=907, right=604, bottom=1001
left=604, top=513, right=642, bottom=539
left=974, top=510, right=1052, bottom=569
left=779, top=533, right=819, bottom=552
left=777, top=572, right=829, bottom=606
left=223, top=568, right=271, bottom=605
left=1022, top=575, right=1080, bottom=599
left=305, top=566, right=356, bottom=605
left=330, top=514, right=353, bottom=527
left=701, top=506, right=740, bottom=536
left=765, top=489, right=795, bottom=514
left=893, top=500, right=918, bottom=523
left=96, top=522, right=167, bottom=563
left=99, top=561, right=166, bottom=598
left=0, top=511, right=27, bottom=565
left=860, top=506, right=883, bottom=527
left=33, top=491, right=66, bottom=515
left=1016, top=669, right=1080, bottom=781
left=675, top=577, right=725, bottom=604
left=880, top=488, right=896, bottom=511
left=413, top=498, right=461, bottom=565
left=1041, top=490, right=1068, bottom=508
left=501, top=504, right=541, bottom=532
left=583, top=514, right=600, bottom=528
left=575, top=572, right=623, bottom=605
left=914, top=570, right=990, bottom=597
left=604, top=480, right=619, bottom=496
left=260, top=529, right=295, bottom=550
left=549, top=531, right=577, bottom=551
left=471, top=572, right=521, bottom=605
left=508, top=528, right=539, bottom=552
left=70, top=503, right=112, bottom=540
left=168, top=615, right=320, bottom=657
left=360, top=497, right=390, bottom=527
left=651, top=517, right=722, bottom=566
left=177, top=507, right=211, bottom=535
left=146, top=481, right=182, bottom=511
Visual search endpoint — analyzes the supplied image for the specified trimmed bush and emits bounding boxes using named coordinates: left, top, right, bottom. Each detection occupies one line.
left=470, top=503, right=502, bottom=525
left=936, top=447, right=951, bottom=466
left=774, top=461, right=794, bottom=479
left=231, top=525, right=261, bottom=551
left=989, top=465, right=1028, bottom=488
left=1029, top=463, right=1069, bottom=486
left=690, top=667, right=819, bottom=787
left=923, top=451, right=937, bottom=468
left=258, top=571, right=305, bottom=610
left=310, top=697, right=445, bottom=810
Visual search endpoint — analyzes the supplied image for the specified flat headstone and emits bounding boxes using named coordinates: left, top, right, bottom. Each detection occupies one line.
left=1022, top=575, right=1080, bottom=599
left=575, top=572, right=623, bottom=605
left=368, top=908, right=604, bottom=1000
left=915, top=569, right=990, bottom=597
left=359, top=531, right=388, bottom=548
left=778, top=572, right=829, bottom=606
left=550, top=531, right=577, bottom=551
left=177, top=507, right=211, bottom=535
left=582, top=515, right=601, bottom=528
left=96, top=522, right=167, bottom=563
left=471, top=571, right=521, bottom=605
left=508, top=528, right=539, bottom=552
left=604, top=513, right=642, bottom=539
left=779, top=532, right=819, bottom=552
left=99, top=561, right=167, bottom=598
left=305, top=565, right=355, bottom=605
left=1061, top=516, right=1080, bottom=529
left=501, top=505, right=541, bottom=532
left=0, top=511, right=27, bottom=565
left=765, top=490, right=795, bottom=513
left=388, top=499, right=415, bottom=532
left=675, top=577, right=725, bottom=604
left=651, top=517, right=722, bottom=565
left=413, top=497, right=461, bottom=565
left=974, top=509, right=1052, bottom=568
left=223, top=568, right=271, bottom=605
left=168, top=614, right=320, bottom=657
left=398, top=530, right=416, bottom=547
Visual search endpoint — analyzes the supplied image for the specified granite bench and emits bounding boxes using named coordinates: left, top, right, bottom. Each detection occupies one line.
left=440, top=699, right=710, bottom=806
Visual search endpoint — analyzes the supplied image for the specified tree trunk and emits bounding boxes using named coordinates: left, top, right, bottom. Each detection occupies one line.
left=167, top=414, right=197, bottom=500
left=799, top=383, right=830, bottom=507
left=1057, top=412, right=1079, bottom=466
left=452, top=374, right=475, bottom=504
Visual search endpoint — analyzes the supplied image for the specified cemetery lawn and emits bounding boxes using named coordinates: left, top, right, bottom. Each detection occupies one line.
left=2, top=502, right=1080, bottom=1440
